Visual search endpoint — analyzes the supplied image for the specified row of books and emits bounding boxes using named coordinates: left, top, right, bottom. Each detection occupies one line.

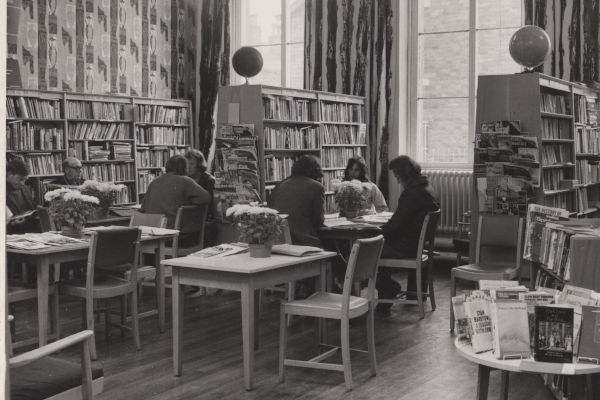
left=6, top=97, right=62, bottom=119
left=574, top=95, right=599, bottom=125
left=136, top=148, right=182, bottom=168
left=263, top=126, right=319, bottom=149
left=541, top=118, right=571, bottom=140
left=545, top=192, right=574, bottom=210
left=542, top=169, right=570, bottom=191
left=539, top=223, right=574, bottom=280
left=69, top=122, right=131, bottom=140
left=81, top=163, right=135, bottom=182
left=325, top=195, right=338, bottom=213
left=112, top=143, right=133, bottom=161
left=69, top=142, right=131, bottom=161
left=262, top=96, right=317, bottom=121
left=576, top=187, right=592, bottom=215
left=320, top=101, right=363, bottom=123
left=540, top=93, right=569, bottom=114
left=135, top=126, right=189, bottom=146
left=24, top=153, right=64, bottom=175
left=7, top=123, right=64, bottom=151
left=321, top=147, right=364, bottom=169
left=138, top=171, right=161, bottom=194
left=66, top=101, right=128, bottom=120
left=576, top=126, right=600, bottom=154
left=136, top=105, right=189, bottom=124
left=264, top=155, right=297, bottom=182
left=320, top=124, right=366, bottom=145
left=576, top=159, right=600, bottom=184
left=541, top=143, right=572, bottom=165
left=113, top=185, right=132, bottom=204
left=88, top=146, right=111, bottom=161
left=323, top=170, right=344, bottom=192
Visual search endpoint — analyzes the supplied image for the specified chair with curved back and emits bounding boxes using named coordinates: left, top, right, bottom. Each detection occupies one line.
left=165, top=205, right=208, bottom=257
left=376, top=209, right=441, bottom=319
left=450, top=214, right=524, bottom=331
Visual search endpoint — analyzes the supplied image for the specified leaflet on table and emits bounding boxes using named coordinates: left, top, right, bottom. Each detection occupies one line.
left=523, top=204, right=570, bottom=262
left=188, top=243, right=248, bottom=258
left=271, top=244, right=324, bottom=257
left=20, top=232, right=86, bottom=246
left=6, top=235, right=50, bottom=250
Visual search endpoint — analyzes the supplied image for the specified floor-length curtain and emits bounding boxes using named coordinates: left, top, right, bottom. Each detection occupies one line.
left=524, top=0, right=600, bottom=84
left=197, top=0, right=230, bottom=156
left=305, top=0, right=398, bottom=198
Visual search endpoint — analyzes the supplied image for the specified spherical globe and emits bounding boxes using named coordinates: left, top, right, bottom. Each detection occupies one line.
left=232, top=47, right=263, bottom=81
left=509, top=25, right=551, bottom=69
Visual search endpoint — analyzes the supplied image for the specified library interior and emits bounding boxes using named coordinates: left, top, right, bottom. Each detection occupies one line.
left=4, top=1, right=600, bottom=399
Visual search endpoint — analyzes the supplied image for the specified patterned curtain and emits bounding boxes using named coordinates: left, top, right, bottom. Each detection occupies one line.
left=524, top=0, right=600, bottom=84
left=196, top=0, right=230, bottom=156
left=305, top=0, right=397, bottom=198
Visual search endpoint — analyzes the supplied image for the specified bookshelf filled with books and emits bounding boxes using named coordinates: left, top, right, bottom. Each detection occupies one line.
left=5, top=89, right=193, bottom=206
left=216, top=85, right=367, bottom=214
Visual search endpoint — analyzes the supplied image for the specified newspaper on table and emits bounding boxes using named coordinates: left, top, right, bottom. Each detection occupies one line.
left=189, top=242, right=248, bottom=258
left=523, top=204, right=570, bottom=263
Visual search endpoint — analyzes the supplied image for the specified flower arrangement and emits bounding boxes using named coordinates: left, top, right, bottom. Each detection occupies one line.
left=78, top=180, right=125, bottom=215
left=226, top=203, right=284, bottom=245
left=334, top=180, right=369, bottom=217
left=45, top=188, right=99, bottom=231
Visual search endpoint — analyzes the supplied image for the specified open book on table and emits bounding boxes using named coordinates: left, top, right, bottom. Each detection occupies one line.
left=271, top=244, right=324, bottom=257
left=189, top=242, right=249, bottom=258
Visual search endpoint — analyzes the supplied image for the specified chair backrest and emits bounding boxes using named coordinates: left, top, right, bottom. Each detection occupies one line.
left=173, top=205, right=208, bottom=248
left=129, top=211, right=167, bottom=228
left=342, top=235, right=385, bottom=310
left=274, top=219, right=292, bottom=245
left=416, top=209, right=441, bottom=260
left=37, top=206, right=56, bottom=232
left=86, top=228, right=141, bottom=288
left=475, top=214, right=523, bottom=270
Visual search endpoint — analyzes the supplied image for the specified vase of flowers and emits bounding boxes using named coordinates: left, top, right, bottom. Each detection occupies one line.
left=78, top=180, right=126, bottom=219
left=226, top=203, right=284, bottom=258
left=45, top=188, right=100, bottom=237
left=334, top=180, right=369, bottom=218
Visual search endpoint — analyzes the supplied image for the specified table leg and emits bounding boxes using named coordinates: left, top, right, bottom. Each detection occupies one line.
left=172, top=271, right=184, bottom=376
left=500, top=370, right=509, bottom=400
left=241, top=286, right=255, bottom=391
left=476, top=364, right=490, bottom=400
left=37, top=256, right=50, bottom=346
left=156, top=241, right=166, bottom=333
left=254, top=289, right=260, bottom=350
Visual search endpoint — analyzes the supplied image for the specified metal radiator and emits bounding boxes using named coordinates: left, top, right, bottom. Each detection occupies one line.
left=422, top=169, right=473, bottom=237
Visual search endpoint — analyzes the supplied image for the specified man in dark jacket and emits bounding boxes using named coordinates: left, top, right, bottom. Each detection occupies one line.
left=377, top=156, right=440, bottom=313
left=6, top=158, right=38, bottom=234
left=52, top=156, right=85, bottom=186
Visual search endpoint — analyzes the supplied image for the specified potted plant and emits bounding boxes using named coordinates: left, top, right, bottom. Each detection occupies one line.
left=45, top=188, right=100, bottom=237
left=226, top=203, right=284, bottom=258
left=78, top=180, right=126, bottom=219
left=334, top=180, right=369, bottom=218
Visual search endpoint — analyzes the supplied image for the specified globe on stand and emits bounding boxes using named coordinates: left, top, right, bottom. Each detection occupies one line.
left=232, top=47, right=264, bottom=84
left=509, top=25, right=551, bottom=72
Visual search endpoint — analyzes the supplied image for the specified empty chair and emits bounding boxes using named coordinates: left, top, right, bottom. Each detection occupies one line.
left=129, top=211, right=167, bottom=229
left=279, top=235, right=384, bottom=390
left=37, top=205, right=57, bottom=232
left=450, top=214, right=523, bottom=331
left=165, top=205, right=208, bottom=257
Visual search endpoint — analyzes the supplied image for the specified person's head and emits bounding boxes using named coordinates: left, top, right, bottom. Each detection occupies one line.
left=6, top=158, right=29, bottom=188
left=165, top=155, right=188, bottom=176
left=343, top=156, right=368, bottom=182
left=388, top=155, right=422, bottom=187
left=183, top=149, right=207, bottom=176
left=62, top=157, right=83, bottom=183
left=291, top=155, right=323, bottom=181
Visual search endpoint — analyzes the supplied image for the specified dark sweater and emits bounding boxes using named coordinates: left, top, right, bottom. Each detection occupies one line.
left=381, top=176, right=439, bottom=258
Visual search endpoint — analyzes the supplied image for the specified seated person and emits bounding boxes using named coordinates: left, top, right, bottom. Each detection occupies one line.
left=341, top=156, right=388, bottom=214
left=140, top=155, right=211, bottom=229
left=377, top=155, right=439, bottom=314
left=6, top=158, right=38, bottom=234
left=184, top=149, right=217, bottom=246
left=52, top=157, right=85, bottom=186
left=268, top=155, right=325, bottom=247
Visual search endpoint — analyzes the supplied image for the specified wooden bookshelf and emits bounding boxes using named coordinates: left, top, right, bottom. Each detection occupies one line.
left=216, top=85, right=367, bottom=213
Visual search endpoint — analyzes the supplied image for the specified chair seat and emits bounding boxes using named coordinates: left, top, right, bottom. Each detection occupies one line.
left=284, top=292, right=369, bottom=320
left=378, top=254, right=427, bottom=269
left=60, top=275, right=133, bottom=298
left=11, top=356, right=103, bottom=400
left=453, top=263, right=519, bottom=280
left=106, top=264, right=156, bottom=282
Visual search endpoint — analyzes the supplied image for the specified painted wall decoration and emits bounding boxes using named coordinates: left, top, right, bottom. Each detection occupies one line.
left=6, top=0, right=196, bottom=99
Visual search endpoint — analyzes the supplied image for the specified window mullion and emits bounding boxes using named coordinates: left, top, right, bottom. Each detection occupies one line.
left=468, top=0, right=477, bottom=165
left=281, top=0, right=287, bottom=87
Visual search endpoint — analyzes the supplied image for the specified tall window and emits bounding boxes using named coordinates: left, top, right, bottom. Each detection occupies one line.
left=231, top=0, right=305, bottom=88
left=410, top=0, right=523, bottom=165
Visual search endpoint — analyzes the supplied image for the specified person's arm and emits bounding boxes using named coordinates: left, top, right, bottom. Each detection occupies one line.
left=371, top=184, right=388, bottom=212
left=184, top=177, right=211, bottom=205
left=312, top=185, right=325, bottom=228
left=380, top=191, right=417, bottom=236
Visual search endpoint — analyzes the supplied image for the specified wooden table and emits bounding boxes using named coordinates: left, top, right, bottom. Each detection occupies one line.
left=455, top=339, right=600, bottom=400
left=319, top=222, right=383, bottom=264
left=163, top=251, right=336, bottom=391
left=6, top=231, right=177, bottom=346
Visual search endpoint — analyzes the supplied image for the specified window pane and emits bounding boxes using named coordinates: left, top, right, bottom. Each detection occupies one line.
left=287, top=0, right=305, bottom=43
left=286, top=43, right=304, bottom=88
left=477, top=28, right=522, bottom=76
left=248, top=45, right=281, bottom=86
left=419, top=0, right=469, bottom=33
left=477, top=0, right=522, bottom=29
left=241, top=0, right=282, bottom=46
left=418, top=32, right=469, bottom=98
left=417, top=98, right=469, bottom=163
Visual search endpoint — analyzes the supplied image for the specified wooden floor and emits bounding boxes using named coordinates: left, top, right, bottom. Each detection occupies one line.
left=11, top=260, right=558, bottom=400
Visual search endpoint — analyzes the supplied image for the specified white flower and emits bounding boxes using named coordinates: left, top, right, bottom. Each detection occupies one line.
left=45, top=188, right=99, bottom=204
left=44, top=188, right=71, bottom=201
left=226, top=204, right=280, bottom=217
left=79, top=180, right=125, bottom=192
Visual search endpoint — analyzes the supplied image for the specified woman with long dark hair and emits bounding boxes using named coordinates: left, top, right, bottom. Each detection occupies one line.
left=342, top=156, right=387, bottom=213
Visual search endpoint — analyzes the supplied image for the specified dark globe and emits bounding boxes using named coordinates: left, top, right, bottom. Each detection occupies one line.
left=509, top=25, right=551, bottom=69
left=232, top=47, right=264, bottom=81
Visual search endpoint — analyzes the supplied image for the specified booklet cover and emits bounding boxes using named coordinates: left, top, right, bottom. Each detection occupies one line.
left=577, top=306, right=600, bottom=364
left=490, top=302, right=531, bottom=359
left=534, top=305, right=574, bottom=363
left=271, top=244, right=323, bottom=257
left=189, top=243, right=248, bottom=258
left=452, top=295, right=472, bottom=343
left=465, top=299, right=493, bottom=353
left=519, top=291, right=556, bottom=352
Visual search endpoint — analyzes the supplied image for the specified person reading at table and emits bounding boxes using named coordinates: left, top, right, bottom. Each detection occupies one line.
left=52, top=156, right=85, bottom=186
left=6, top=158, right=39, bottom=234
left=140, top=155, right=211, bottom=229
left=342, top=156, right=388, bottom=214
left=377, top=155, right=439, bottom=315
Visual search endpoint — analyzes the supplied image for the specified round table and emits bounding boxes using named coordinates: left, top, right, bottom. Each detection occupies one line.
left=454, top=339, right=600, bottom=400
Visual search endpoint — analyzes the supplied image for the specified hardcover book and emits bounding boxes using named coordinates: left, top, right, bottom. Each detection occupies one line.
left=452, top=295, right=471, bottom=343
left=519, top=291, right=556, bottom=351
left=490, top=302, right=531, bottom=359
left=534, top=305, right=574, bottom=363
left=577, top=306, right=600, bottom=363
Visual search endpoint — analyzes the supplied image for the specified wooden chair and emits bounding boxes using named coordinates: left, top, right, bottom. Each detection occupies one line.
left=450, top=214, right=524, bottom=331
left=60, top=228, right=142, bottom=360
left=279, top=235, right=384, bottom=390
left=376, top=210, right=441, bottom=319
left=37, top=205, right=56, bottom=232
left=7, top=316, right=103, bottom=400
left=165, top=205, right=208, bottom=257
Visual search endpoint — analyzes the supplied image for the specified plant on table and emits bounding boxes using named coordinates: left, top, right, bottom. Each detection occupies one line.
left=78, top=180, right=126, bottom=216
left=226, top=203, right=284, bottom=257
left=45, top=188, right=99, bottom=232
left=334, top=179, right=369, bottom=217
